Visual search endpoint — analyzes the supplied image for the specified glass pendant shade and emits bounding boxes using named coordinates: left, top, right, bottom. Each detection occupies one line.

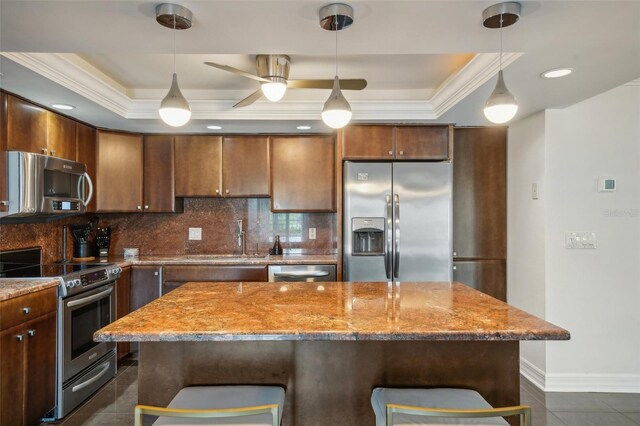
left=159, top=73, right=191, bottom=127
left=483, top=70, right=518, bottom=124
left=261, top=80, right=287, bottom=102
left=321, top=76, right=352, bottom=129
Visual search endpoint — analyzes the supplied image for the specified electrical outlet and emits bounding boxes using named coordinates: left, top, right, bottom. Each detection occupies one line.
left=565, top=232, right=596, bottom=249
left=532, top=183, right=539, bottom=200
left=188, top=227, right=202, bottom=241
left=309, top=228, right=316, bottom=240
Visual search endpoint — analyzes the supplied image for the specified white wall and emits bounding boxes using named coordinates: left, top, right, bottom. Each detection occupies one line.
left=508, top=83, right=640, bottom=392
left=507, top=111, right=548, bottom=381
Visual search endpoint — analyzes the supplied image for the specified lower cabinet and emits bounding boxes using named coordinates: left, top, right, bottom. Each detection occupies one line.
left=115, top=266, right=131, bottom=360
left=453, top=260, right=506, bottom=301
left=0, top=289, right=56, bottom=426
left=130, top=266, right=162, bottom=311
left=163, top=265, right=268, bottom=294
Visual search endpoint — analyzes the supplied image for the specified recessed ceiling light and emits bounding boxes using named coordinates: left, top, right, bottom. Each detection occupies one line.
left=296, top=125, right=311, bottom=130
left=541, top=68, right=574, bottom=79
left=51, top=103, right=75, bottom=110
left=206, top=125, right=222, bottom=130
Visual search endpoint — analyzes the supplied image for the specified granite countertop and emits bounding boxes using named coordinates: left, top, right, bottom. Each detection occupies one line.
left=112, top=253, right=339, bottom=268
left=0, top=278, right=60, bottom=302
left=95, top=281, right=570, bottom=343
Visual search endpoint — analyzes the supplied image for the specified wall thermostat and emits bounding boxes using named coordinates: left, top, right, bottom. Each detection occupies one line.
left=598, top=176, right=616, bottom=192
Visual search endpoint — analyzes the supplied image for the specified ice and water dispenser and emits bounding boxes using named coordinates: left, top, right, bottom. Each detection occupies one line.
left=352, top=218, right=385, bottom=255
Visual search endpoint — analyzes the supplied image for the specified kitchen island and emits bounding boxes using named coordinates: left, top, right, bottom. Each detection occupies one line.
left=95, top=281, right=569, bottom=425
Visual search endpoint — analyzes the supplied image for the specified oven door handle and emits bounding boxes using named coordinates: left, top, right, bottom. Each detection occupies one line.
left=66, top=287, right=113, bottom=308
left=71, top=361, right=111, bottom=393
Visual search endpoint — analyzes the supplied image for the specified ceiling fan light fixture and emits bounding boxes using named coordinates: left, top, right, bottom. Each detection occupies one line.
left=322, top=76, right=352, bottom=129
left=261, top=78, right=288, bottom=102
left=483, top=70, right=518, bottom=124
left=159, top=72, right=191, bottom=127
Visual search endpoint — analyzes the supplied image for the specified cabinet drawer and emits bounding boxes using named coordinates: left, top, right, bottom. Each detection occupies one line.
left=164, top=265, right=268, bottom=283
left=0, top=287, right=57, bottom=331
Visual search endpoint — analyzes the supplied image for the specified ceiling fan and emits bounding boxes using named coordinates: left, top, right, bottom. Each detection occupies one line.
left=204, top=54, right=367, bottom=107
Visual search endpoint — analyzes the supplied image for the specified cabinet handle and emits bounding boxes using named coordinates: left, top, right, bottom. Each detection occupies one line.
left=225, top=189, right=230, bottom=194
left=137, top=206, right=142, bottom=210
left=388, top=150, right=393, bottom=155
left=453, top=266, right=457, bottom=270
left=399, top=150, right=404, bottom=155
left=50, top=150, right=56, bottom=156
left=0, top=201, right=7, bottom=206
left=16, top=335, right=24, bottom=342
left=215, top=189, right=220, bottom=194
left=144, top=205, right=149, bottom=210
left=453, top=251, right=457, bottom=256
left=22, top=307, right=31, bottom=314
left=27, top=329, right=36, bottom=337
left=154, top=272, right=159, bottom=276
left=41, top=147, right=48, bottom=154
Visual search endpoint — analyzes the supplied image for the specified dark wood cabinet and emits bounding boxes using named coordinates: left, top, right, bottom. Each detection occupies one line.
left=163, top=265, right=268, bottom=294
left=452, top=127, right=507, bottom=259
left=130, top=266, right=162, bottom=311
left=341, top=125, right=450, bottom=160
left=175, top=135, right=222, bottom=197
left=394, top=126, right=449, bottom=160
left=115, top=267, right=131, bottom=360
left=222, top=136, right=270, bottom=197
left=0, top=92, right=7, bottom=212
left=143, top=135, right=182, bottom=212
left=270, top=135, right=336, bottom=212
left=453, top=260, right=506, bottom=301
left=46, top=112, right=76, bottom=160
left=96, top=131, right=144, bottom=212
left=6, top=95, right=48, bottom=155
left=0, top=289, right=56, bottom=426
left=75, top=123, right=97, bottom=212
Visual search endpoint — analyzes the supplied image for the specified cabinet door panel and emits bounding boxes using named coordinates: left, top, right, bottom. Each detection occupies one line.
left=96, top=131, right=143, bottom=212
left=175, top=136, right=222, bottom=197
left=0, top=324, right=25, bottom=426
left=452, top=127, right=507, bottom=259
left=24, top=312, right=56, bottom=426
left=270, top=136, right=336, bottom=212
left=453, top=260, right=506, bottom=301
left=116, top=267, right=131, bottom=359
left=222, top=136, right=269, bottom=197
left=46, top=111, right=77, bottom=160
left=144, top=135, right=180, bottom=212
left=7, top=96, right=47, bottom=154
left=341, top=125, right=394, bottom=159
left=0, top=93, right=8, bottom=211
left=130, top=266, right=162, bottom=311
left=395, top=126, right=449, bottom=160
left=76, top=123, right=97, bottom=212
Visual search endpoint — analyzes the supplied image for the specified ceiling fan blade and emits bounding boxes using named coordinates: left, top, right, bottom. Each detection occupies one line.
left=233, top=89, right=264, bottom=108
left=286, top=78, right=367, bottom=90
left=204, top=62, right=270, bottom=83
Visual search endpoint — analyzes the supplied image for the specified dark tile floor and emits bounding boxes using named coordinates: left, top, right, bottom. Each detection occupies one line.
left=50, top=360, right=640, bottom=425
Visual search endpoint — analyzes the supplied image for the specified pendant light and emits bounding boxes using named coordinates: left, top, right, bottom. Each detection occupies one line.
left=482, top=2, right=521, bottom=124
left=157, top=3, right=192, bottom=127
left=320, top=3, right=353, bottom=129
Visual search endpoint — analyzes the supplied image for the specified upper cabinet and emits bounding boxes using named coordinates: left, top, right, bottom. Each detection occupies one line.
left=270, top=135, right=336, bottom=212
left=452, top=127, right=507, bottom=259
left=341, top=124, right=451, bottom=160
left=75, top=123, right=97, bottom=212
left=143, top=135, right=182, bottom=213
left=5, top=95, right=77, bottom=160
left=222, top=136, right=270, bottom=197
left=96, top=131, right=144, bottom=212
left=175, top=136, right=222, bottom=197
left=0, top=93, right=8, bottom=212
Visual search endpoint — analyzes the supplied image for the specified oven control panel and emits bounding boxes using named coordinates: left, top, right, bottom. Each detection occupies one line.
left=80, top=269, right=108, bottom=286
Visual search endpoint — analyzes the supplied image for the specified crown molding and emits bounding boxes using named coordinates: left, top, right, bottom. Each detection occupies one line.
left=2, top=52, right=522, bottom=121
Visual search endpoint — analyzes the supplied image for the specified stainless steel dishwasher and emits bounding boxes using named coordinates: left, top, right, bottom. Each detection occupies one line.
left=268, top=265, right=336, bottom=282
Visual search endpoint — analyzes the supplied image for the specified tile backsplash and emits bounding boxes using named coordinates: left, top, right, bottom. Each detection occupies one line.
left=0, top=198, right=337, bottom=262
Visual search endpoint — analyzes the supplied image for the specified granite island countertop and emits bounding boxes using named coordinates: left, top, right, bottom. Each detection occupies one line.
left=95, top=281, right=570, bottom=342
left=0, top=278, right=60, bottom=301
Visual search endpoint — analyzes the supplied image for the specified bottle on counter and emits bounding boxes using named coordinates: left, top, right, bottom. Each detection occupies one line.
left=271, top=235, right=283, bottom=255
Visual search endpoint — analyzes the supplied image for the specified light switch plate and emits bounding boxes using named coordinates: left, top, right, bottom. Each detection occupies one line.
left=188, top=227, right=202, bottom=241
left=565, top=232, right=596, bottom=249
left=309, top=228, right=316, bottom=240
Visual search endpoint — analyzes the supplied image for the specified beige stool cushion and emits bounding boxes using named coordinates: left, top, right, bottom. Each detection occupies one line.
left=153, top=385, right=285, bottom=426
left=371, top=388, right=510, bottom=426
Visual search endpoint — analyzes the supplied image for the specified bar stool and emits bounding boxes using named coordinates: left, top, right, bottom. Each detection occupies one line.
left=371, top=388, right=531, bottom=426
left=134, top=385, right=285, bottom=426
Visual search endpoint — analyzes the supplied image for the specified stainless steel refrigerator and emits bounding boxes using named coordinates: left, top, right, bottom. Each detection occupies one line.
left=343, top=161, right=452, bottom=282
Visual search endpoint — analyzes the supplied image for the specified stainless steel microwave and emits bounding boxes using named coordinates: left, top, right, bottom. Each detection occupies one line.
left=1, top=151, right=93, bottom=218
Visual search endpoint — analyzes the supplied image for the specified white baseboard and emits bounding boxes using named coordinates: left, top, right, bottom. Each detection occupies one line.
left=520, top=357, right=640, bottom=393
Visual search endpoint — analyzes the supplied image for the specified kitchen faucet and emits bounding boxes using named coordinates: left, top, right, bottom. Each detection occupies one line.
left=237, top=219, right=246, bottom=256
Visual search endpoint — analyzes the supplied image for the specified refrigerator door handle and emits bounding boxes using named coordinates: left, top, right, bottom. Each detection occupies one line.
left=385, top=194, right=392, bottom=279
left=394, top=194, right=400, bottom=278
